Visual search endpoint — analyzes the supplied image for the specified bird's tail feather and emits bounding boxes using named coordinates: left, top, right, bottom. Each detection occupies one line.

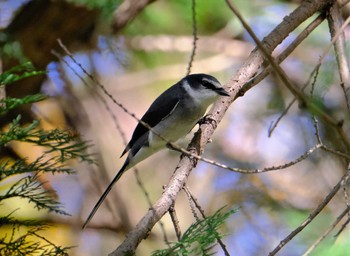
left=82, top=161, right=128, bottom=229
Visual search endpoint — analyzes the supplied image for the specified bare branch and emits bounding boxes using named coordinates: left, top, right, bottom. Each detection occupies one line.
left=183, top=186, right=230, bottom=256
left=112, top=0, right=157, bottom=33
left=269, top=6, right=350, bottom=136
left=334, top=213, right=350, bottom=237
left=302, top=204, right=350, bottom=255
left=244, top=11, right=327, bottom=97
left=245, top=11, right=326, bottom=136
left=168, top=204, right=182, bottom=241
left=110, top=1, right=337, bottom=254
left=268, top=170, right=350, bottom=256
left=110, top=160, right=193, bottom=255
left=53, top=46, right=172, bottom=238
left=186, top=0, right=198, bottom=76
left=327, top=4, right=350, bottom=116
left=226, top=0, right=349, bottom=136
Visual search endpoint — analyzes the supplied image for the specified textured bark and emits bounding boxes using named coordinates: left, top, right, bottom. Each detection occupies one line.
left=110, top=0, right=335, bottom=255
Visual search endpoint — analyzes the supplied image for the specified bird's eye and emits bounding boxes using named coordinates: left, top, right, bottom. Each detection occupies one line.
left=201, top=80, right=217, bottom=90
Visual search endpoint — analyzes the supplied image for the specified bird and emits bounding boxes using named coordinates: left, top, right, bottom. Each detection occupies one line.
left=82, top=73, right=230, bottom=229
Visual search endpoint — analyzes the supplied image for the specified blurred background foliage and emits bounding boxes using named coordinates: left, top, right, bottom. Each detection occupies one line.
left=0, top=0, right=349, bottom=255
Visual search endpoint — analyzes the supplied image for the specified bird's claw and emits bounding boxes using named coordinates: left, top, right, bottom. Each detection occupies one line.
left=198, top=114, right=217, bottom=128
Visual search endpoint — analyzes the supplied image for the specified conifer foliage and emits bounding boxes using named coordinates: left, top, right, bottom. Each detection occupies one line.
left=0, top=63, right=94, bottom=255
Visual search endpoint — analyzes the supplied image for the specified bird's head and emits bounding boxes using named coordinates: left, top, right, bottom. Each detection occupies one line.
left=182, top=73, right=230, bottom=105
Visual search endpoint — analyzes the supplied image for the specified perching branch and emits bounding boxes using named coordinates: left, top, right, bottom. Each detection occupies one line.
left=110, top=0, right=335, bottom=255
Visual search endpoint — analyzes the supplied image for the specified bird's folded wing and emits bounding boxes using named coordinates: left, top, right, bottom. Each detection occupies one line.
left=121, top=84, right=183, bottom=157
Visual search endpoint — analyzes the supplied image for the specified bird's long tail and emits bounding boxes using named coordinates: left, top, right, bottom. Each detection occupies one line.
left=82, top=161, right=128, bottom=229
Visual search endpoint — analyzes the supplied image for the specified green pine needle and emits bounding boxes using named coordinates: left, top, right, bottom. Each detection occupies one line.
left=0, top=62, right=94, bottom=254
left=0, top=173, right=69, bottom=215
left=0, top=115, right=95, bottom=164
left=0, top=224, right=72, bottom=255
left=0, top=62, right=46, bottom=85
left=0, top=94, right=47, bottom=115
left=152, top=207, right=236, bottom=256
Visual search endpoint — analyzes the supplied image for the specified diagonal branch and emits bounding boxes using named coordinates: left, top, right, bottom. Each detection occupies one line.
left=268, top=170, right=350, bottom=255
left=327, top=3, right=350, bottom=116
left=302, top=204, right=350, bottom=255
left=225, top=0, right=350, bottom=140
left=109, top=1, right=335, bottom=255
left=112, top=0, right=157, bottom=33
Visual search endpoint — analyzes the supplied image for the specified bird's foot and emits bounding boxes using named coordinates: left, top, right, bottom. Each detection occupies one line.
left=198, top=114, right=217, bottom=128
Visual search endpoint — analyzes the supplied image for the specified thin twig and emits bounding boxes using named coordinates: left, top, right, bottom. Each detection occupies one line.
left=267, top=5, right=349, bottom=136
left=225, top=0, right=350, bottom=151
left=225, top=0, right=318, bottom=113
left=268, top=171, right=350, bottom=256
left=305, top=115, right=350, bottom=254
left=302, top=204, right=350, bottom=255
left=102, top=1, right=339, bottom=253
left=186, top=0, right=198, bottom=76
left=183, top=186, right=230, bottom=256
left=52, top=48, right=170, bottom=240
left=328, top=5, right=350, bottom=117
left=52, top=50, right=124, bottom=226
left=243, top=11, right=326, bottom=98
left=182, top=186, right=200, bottom=222
left=334, top=213, right=350, bottom=237
left=168, top=204, right=182, bottom=241
left=55, top=39, right=337, bottom=179
left=190, top=143, right=324, bottom=174
left=269, top=65, right=321, bottom=137
left=56, top=34, right=350, bottom=177
left=341, top=170, right=350, bottom=229
left=266, top=13, right=325, bottom=137
left=335, top=168, right=350, bottom=237
left=56, top=39, right=201, bottom=168
left=313, top=110, right=350, bottom=161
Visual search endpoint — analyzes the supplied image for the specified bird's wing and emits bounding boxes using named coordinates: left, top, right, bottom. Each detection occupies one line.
left=121, top=85, right=182, bottom=157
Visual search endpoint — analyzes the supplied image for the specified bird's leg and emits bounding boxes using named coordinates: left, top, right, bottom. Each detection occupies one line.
left=197, top=114, right=217, bottom=144
left=197, top=114, right=217, bottom=129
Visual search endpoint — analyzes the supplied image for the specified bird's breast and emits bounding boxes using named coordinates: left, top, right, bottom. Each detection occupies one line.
left=149, top=102, right=205, bottom=146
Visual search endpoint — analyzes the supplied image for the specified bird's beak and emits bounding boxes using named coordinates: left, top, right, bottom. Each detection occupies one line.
left=216, top=87, right=230, bottom=96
